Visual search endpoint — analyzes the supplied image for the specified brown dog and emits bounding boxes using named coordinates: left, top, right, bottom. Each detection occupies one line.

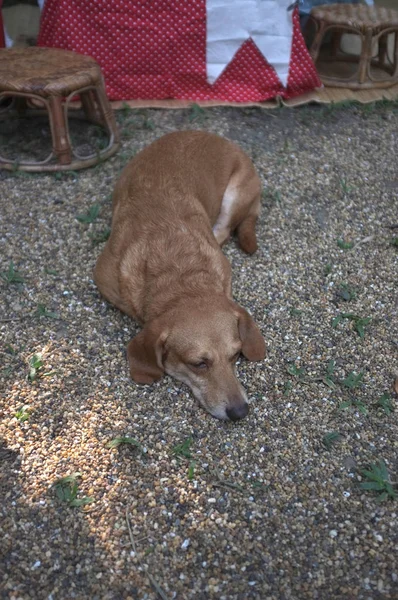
left=94, top=131, right=266, bottom=420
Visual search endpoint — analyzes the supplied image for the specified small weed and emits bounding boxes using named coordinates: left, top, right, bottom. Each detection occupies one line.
left=290, top=307, right=303, bottom=317
left=332, top=313, right=371, bottom=338
left=262, top=188, right=281, bottom=204
left=188, top=461, right=196, bottom=481
left=376, top=393, right=394, bottom=415
left=76, top=204, right=100, bottom=224
left=188, top=103, right=206, bottom=122
left=53, top=472, right=94, bottom=508
left=251, top=481, right=268, bottom=491
left=142, top=116, right=155, bottom=130
left=28, top=353, right=44, bottom=381
left=322, top=431, right=342, bottom=450
left=339, top=177, right=355, bottom=195
left=286, top=364, right=305, bottom=379
left=283, top=380, right=293, bottom=396
left=35, top=304, right=60, bottom=319
left=120, top=102, right=132, bottom=119
left=315, top=359, right=337, bottom=389
left=90, top=227, right=111, bottom=246
left=106, top=436, right=144, bottom=452
left=1, top=261, right=25, bottom=284
left=391, top=237, right=398, bottom=248
left=15, top=406, right=30, bottom=423
left=172, top=437, right=193, bottom=460
left=336, top=283, right=357, bottom=302
left=44, top=267, right=58, bottom=275
left=324, top=262, right=333, bottom=276
left=337, top=239, right=354, bottom=250
left=360, top=460, right=397, bottom=502
left=339, top=398, right=368, bottom=415
left=2, top=366, right=13, bottom=377
left=341, top=370, right=364, bottom=390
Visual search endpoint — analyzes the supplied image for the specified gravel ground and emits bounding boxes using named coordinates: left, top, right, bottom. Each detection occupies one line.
left=1, top=102, right=398, bottom=600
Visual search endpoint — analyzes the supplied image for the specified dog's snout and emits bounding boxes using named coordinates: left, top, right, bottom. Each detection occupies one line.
left=226, top=402, right=249, bottom=421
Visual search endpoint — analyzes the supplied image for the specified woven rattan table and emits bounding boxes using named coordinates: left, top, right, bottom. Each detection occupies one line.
left=0, top=47, right=119, bottom=171
left=309, top=4, right=398, bottom=89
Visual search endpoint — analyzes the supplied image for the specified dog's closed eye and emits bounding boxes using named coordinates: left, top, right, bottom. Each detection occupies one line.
left=190, top=361, right=208, bottom=370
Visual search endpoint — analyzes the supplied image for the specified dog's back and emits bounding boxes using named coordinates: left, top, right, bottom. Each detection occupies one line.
left=94, top=131, right=261, bottom=323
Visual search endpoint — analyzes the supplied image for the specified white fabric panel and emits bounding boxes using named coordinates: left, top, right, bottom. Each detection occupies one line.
left=206, top=0, right=294, bottom=87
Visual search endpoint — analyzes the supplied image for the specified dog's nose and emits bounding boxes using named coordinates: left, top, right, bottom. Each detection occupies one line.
left=226, top=403, right=249, bottom=421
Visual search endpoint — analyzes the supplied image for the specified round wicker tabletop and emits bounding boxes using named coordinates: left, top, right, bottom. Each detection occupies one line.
left=311, top=4, right=398, bottom=32
left=0, top=47, right=102, bottom=97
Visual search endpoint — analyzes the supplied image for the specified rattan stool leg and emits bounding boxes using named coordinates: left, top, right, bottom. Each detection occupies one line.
left=93, top=81, right=120, bottom=146
left=378, top=34, right=388, bottom=69
left=331, top=32, right=342, bottom=58
left=81, top=89, right=104, bottom=126
left=48, top=96, right=72, bottom=165
left=310, top=21, right=327, bottom=64
left=393, top=31, right=398, bottom=78
left=358, top=29, right=373, bottom=84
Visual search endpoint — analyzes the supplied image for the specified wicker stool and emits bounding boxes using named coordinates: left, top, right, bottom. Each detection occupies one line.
left=309, top=4, right=398, bottom=89
left=0, top=47, right=119, bottom=171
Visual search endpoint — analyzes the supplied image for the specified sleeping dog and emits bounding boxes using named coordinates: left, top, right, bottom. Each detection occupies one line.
left=94, top=131, right=266, bottom=420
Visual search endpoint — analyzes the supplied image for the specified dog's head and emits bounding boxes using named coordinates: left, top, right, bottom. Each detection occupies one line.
left=126, top=297, right=266, bottom=420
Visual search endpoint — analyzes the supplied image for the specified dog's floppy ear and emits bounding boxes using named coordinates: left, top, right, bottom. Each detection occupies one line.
left=127, top=320, right=168, bottom=384
left=234, top=304, right=266, bottom=361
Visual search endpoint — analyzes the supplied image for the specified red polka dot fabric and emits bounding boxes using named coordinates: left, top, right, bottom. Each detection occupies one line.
left=34, top=0, right=321, bottom=102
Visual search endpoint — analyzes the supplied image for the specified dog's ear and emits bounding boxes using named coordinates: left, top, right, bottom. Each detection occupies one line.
left=127, top=320, right=168, bottom=384
left=234, top=304, right=266, bottom=361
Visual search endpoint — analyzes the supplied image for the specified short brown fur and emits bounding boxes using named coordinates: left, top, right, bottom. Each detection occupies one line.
left=94, top=131, right=266, bottom=420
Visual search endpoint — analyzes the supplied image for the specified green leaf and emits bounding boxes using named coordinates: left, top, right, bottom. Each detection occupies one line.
left=324, top=378, right=336, bottom=389
left=90, top=227, right=111, bottom=246
left=28, top=353, right=44, bottom=381
left=286, top=364, right=305, bottom=378
left=188, top=461, right=196, bottom=481
left=376, top=460, right=389, bottom=481
left=76, top=204, right=100, bottom=224
left=337, top=239, right=354, bottom=250
left=106, top=436, right=143, bottom=451
left=15, top=406, right=30, bottom=422
left=283, top=380, right=292, bottom=396
left=55, top=472, right=82, bottom=485
left=360, top=481, right=385, bottom=491
left=377, top=393, right=393, bottom=415
left=338, top=401, right=352, bottom=411
left=188, top=103, right=205, bottom=122
left=36, top=304, right=60, bottom=319
left=172, top=437, right=193, bottom=459
left=331, top=315, right=343, bottom=328
left=374, top=492, right=389, bottom=503
left=322, top=431, right=342, bottom=450
left=326, top=360, right=336, bottom=376
left=70, top=496, right=95, bottom=507
left=355, top=323, right=365, bottom=339
left=342, top=371, right=364, bottom=390
left=337, top=283, right=356, bottom=302
left=1, top=260, right=25, bottom=284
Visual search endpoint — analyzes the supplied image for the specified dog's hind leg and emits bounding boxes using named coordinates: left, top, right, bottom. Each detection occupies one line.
left=236, top=210, right=259, bottom=255
left=213, top=160, right=261, bottom=254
